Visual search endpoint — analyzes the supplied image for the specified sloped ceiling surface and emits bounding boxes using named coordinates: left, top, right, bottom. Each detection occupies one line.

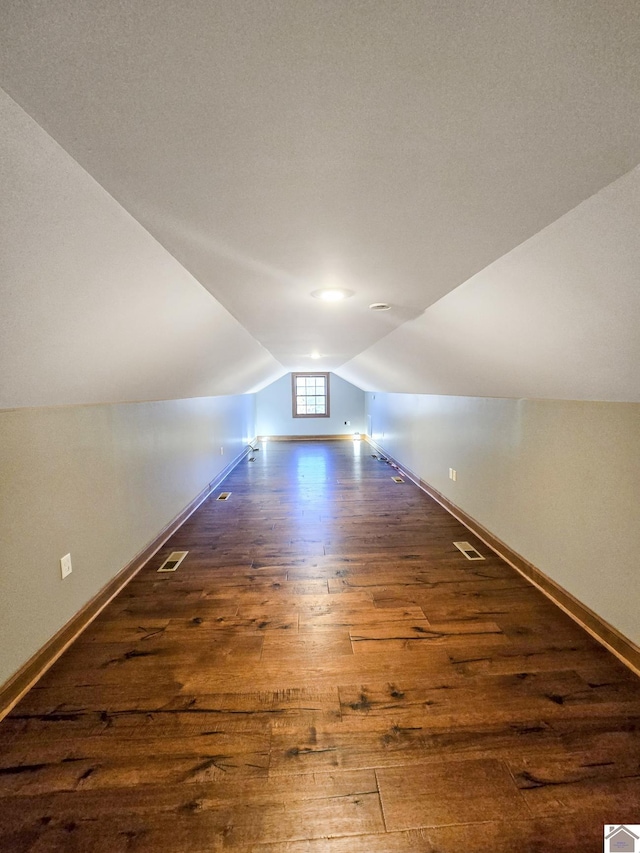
left=338, top=166, right=640, bottom=402
left=1, top=1, right=640, bottom=402
left=0, top=90, right=283, bottom=409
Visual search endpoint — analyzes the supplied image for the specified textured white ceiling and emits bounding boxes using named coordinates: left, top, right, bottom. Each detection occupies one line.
left=1, top=1, right=640, bottom=397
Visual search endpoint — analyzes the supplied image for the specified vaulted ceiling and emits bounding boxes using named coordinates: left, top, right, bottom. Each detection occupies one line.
left=1, top=1, right=639, bottom=406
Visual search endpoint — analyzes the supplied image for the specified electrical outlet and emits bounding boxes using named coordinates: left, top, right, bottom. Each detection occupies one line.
left=449, top=468, right=457, bottom=481
left=60, top=553, right=72, bottom=579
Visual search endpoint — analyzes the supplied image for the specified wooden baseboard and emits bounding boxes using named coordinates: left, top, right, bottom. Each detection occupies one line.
left=364, top=435, right=640, bottom=677
left=0, top=446, right=252, bottom=722
left=257, top=434, right=360, bottom=441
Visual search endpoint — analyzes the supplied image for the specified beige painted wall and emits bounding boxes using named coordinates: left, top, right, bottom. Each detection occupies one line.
left=367, top=393, right=640, bottom=645
left=0, top=394, right=255, bottom=687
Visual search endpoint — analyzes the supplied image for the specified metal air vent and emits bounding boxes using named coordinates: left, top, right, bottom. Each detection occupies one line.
left=157, top=551, right=188, bottom=572
left=453, top=541, right=485, bottom=561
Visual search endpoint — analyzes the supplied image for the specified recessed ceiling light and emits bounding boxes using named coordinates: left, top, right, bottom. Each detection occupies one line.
left=310, top=351, right=321, bottom=359
left=369, top=302, right=391, bottom=311
left=311, top=288, right=354, bottom=302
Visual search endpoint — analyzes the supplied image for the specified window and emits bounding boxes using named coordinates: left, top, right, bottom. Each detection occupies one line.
left=292, top=372, right=330, bottom=418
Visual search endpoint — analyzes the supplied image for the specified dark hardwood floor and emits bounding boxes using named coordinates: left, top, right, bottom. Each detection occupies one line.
left=1, top=439, right=639, bottom=852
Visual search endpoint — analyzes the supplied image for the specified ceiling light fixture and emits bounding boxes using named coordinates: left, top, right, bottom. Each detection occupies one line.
left=369, top=302, right=391, bottom=311
left=311, top=288, right=353, bottom=302
left=310, top=351, right=321, bottom=359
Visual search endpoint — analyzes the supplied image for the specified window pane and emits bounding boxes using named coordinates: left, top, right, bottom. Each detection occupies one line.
left=293, top=374, right=329, bottom=417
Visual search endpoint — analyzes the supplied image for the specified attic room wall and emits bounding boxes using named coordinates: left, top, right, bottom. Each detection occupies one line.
left=0, top=90, right=278, bottom=689
left=256, top=373, right=365, bottom=437
left=0, top=396, right=256, bottom=687
left=367, top=393, right=640, bottom=647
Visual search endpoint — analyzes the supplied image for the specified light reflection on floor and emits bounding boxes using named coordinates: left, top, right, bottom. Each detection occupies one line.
left=295, top=446, right=328, bottom=486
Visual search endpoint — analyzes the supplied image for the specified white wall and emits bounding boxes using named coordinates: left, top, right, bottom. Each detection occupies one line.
left=367, top=392, right=640, bottom=646
left=257, top=373, right=365, bottom=437
left=0, top=394, right=256, bottom=687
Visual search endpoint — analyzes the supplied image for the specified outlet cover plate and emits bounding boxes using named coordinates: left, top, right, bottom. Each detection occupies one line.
left=60, top=553, right=72, bottom=579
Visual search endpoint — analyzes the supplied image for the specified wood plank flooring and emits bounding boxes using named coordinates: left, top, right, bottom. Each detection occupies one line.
left=1, top=439, right=639, bottom=852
